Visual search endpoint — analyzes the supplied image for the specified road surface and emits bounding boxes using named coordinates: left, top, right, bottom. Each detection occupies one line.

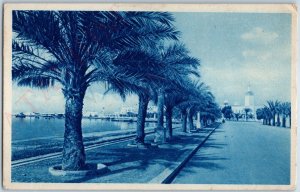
left=172, top=121, right=291, bottom=184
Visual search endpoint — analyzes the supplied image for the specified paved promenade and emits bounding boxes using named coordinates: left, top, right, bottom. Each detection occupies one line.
left=173, top=121, right=291, bottom=184
left=11, top=124, right=218, bottom=183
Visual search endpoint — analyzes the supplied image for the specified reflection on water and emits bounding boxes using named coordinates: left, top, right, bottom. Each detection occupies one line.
left=12, top=117, right=156, bottom=141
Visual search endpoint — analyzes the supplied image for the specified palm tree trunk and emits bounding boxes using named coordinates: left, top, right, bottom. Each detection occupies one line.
left=187, top=109, right=193, bottom=132
left=154, top=88, right=165, bottom=143
left=165, top=105, right=173, bottom=141
left=62, top=93, right=85, bottom=171
left=272, top=115, right=276, bottom=126
left=289, top=115, right=291, bottom=127
left=276, top=113, right=281, bottom=126
left=282, top=116, right=286, bottom=127
left=135, top=94, right=149, bottom=144
left=182, top=110, right=187, bottom=132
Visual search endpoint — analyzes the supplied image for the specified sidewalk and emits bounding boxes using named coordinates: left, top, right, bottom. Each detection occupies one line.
left=12, top=123, right=220, bottom=183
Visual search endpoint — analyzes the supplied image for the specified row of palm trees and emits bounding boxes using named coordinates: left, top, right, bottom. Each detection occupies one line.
left=12, top=11, right=221, bottom=171
left=256, top=100, right=291, bottom=127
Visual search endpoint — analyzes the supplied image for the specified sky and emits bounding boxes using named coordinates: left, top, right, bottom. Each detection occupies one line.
left=12, top=12, right=291, bottom=114
left=173, top=12, right=291, bottom=107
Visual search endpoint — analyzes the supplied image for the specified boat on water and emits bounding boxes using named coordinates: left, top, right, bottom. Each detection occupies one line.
left=55, top=114, right=64, bottom=119
left=15, top=113, right=26, bottom=118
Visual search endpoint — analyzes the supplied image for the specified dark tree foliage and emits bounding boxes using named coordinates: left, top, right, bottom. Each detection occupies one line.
left=258, top=101, right=291, bottom=127
left=12, top=10, right=179, bottom=170
left=221, top=106, right=233, bottom=120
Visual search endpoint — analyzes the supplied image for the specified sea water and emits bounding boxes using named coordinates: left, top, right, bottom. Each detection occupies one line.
left=12, top=117, right=156, bottom=141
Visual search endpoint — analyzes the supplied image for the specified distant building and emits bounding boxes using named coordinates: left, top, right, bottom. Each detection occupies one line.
left=244, top=85, right=255, bottom=112
left=119, top=105, right=158, bottom=118
left=83, top=111, right=99, bottom=117
left=224, top=85, right=260, bottom=120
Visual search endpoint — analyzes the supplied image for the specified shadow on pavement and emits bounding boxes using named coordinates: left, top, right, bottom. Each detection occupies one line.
left=64, top=139, right=196, bottom=183
left=174, top=140, right=228, bottom=177
left=12, top=126, right=220, bottom=183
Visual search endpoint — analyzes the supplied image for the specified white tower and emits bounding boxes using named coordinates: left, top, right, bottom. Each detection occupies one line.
left=244, top=85, right=255, bottom=119
left=245, top=85, right=254, bottom=107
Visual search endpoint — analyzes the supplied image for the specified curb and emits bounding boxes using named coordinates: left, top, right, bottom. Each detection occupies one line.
left=149, top=123, right=221, bottom=184
left=49, top=163, right=109, bottom=177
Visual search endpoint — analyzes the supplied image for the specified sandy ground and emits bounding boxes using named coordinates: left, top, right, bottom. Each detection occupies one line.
left=172, top=121, right=291, bottom=184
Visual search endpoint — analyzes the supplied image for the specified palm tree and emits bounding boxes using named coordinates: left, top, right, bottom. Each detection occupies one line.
left=281, top=102, right=291, bottom=127
left=256, top=108, right=266, bottom=124
left=262, top=106, right=272, bottom=125
left=151, top=43, right=200, bottom=143
left=199, top=101, right=221, bottom=126
left=275, top=101, right=282, bottom=126
left=105, top=47, right=164, bottom=146
left=104, top=42, right=200, bottom=145
left=176, top=81, right=213, bottom=132
left=186, top=90, right=215, bottom=131
left=12, top=11, right=179, bottom=170
left=164, top=84, right=191, bottom=140
left=106, top=42, right=200, bottom=145
left=244, top=108, right=251, bottom=121
left=266, top=100, right=280, bottom=126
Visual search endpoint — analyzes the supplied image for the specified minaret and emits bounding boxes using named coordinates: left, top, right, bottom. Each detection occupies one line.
left=245, top=84, right=254, bottom=107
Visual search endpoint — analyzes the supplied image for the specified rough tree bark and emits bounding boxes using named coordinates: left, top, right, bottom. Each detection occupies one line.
left=154, top=88, right=165, bottom=143
left=135, top=94, right=149, bottom=144
left=62, top=90, right=86, bottom=171
left=165, top=105, right=173, bottom=141
left=181, top=110, right=187, bottom=132
left=187, top=108, right=193, bottom=132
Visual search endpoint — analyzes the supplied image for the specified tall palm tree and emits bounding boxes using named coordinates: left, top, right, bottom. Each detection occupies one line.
left=262, top=106, right=272, bottom=125
left=164, top=83, right=191, bottom=140
left=266, top=100, right=280, bottom=126
left=176, top=81, right=212, bottom=132
left=186, top=90, right=215, bottom=131
left=195, top=100, right=221, bottom=127
left=244, top=108, right=251, bottom=121
left=256, top=108, right=267, bottom=125
left=203, top=102, right=222, bottom=125
left=111, top=42, right=199, bottom=144
left=280, top=102, right=291, bottom=127
left=275, top=101, right=282, bottom=126
left=12, top=11, right=179, bottom=170
left=151, top=43, right=200, bottom=143
left=104, top=47, right=164, bottom=146
left=104, top=42, right=200, bottom=145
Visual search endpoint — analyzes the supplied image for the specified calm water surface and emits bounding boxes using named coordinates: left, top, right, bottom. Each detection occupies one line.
left=12, top=117, right=156, bottom=141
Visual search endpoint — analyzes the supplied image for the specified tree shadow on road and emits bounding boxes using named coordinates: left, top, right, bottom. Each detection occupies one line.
left=202, top=143, right=227, bottom=149
left=184, top=152, right=228, bottom=172
left=174, top=141, right=229, bottom=179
